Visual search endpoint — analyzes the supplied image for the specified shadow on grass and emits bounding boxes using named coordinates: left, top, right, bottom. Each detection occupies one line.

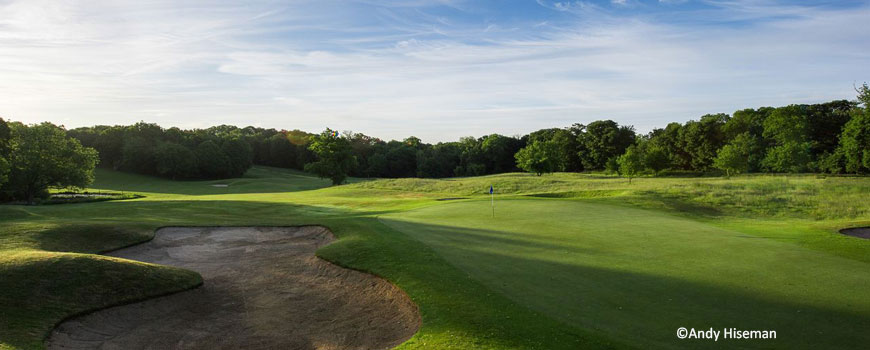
left=8, top=199, right=869, bottom=349
left=378, top=218, right=870, bottom=350
left=1, top=200, right=628, bottom=350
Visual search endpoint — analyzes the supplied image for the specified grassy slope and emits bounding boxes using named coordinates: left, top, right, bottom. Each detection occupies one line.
left=1, top=168, right=868, bottom=349
left=381, top=199, right=870, bottom=349
left=0, top=223, right=202, bottom=350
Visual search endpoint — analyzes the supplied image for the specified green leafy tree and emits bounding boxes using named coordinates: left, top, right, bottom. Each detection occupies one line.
left=763, top=142, right=812, bottom=173
left=680, top=113, right=729, bottom=171
left=713, top=133, right=755, bottom=178
left=528, top=128, right=583, bottom=172
left=417, top=142, right=460, bottom=178
left=120, top=137, right=157, bottom=174
left=305, top=128, right=357, bottom=185
left=481, top=134, right=524, bottom=173
left=835, top=87, right=870, bottom=173
left=617, top=145, right=643, bottom=183
left=641, top=143, right=670, bottom=175
left=0, top=118, right=10, bottom=187
left=515, top=139, right=559, bottom=176
left=806, top=100, right=855, bottom=158
left=762, top=105, right=812, bottom=172
left=3, top=122, right=98, bottom=203
left=154, top=142, right=198, bottom=179
left=221, top=138, right=253, bottom=177
left=195, top=140, right=230, bottom=179
left=577, top=120, right=636, bottom=170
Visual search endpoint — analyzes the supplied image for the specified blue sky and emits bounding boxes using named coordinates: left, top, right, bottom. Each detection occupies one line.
left=1, top=0, right=868, bottom=142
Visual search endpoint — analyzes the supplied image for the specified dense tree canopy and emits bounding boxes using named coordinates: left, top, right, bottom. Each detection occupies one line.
left=576, top=120, right=636, bottom=170
left=0, top=118, right=10, bottom=187
left=68, top=123, right=281, bottom=180
left=1, top=83, right=862, bottom=194
left=835, top=85, right=870, bottom=173
left=515, top=139, right=559, bottom=176
left=305, top=129, right=358, bottom=185
left=155, top=142, right=198, bottom=179
left=1, top=122, right=98, bottom=202
left=713, top=133, right=754, bottom=177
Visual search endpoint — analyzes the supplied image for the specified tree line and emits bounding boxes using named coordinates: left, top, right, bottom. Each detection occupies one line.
left=1, top=84, right=868, bottom=200
left=60, top=84, right=870, bottom=185
left=289, top=86, right=870, bottom=184
left=66, top=123, right=318, bottom=180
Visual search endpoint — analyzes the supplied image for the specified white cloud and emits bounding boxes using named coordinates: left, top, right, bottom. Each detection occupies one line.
left=0, top=0, right=867, bottom=142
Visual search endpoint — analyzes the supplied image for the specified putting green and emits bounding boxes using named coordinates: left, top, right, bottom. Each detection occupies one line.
left=381, top=198, right=870, bottom=349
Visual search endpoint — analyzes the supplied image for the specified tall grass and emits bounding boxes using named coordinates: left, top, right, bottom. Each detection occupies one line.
left=348, top=173, right=870, bottom=220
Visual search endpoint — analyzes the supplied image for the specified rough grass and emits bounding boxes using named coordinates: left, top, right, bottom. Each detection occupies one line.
left=1, top=167, right=869, bottom=349
left=349, top=173, right=870, bottom=219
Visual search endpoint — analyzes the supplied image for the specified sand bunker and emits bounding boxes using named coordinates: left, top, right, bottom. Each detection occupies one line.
left=46, top=226, right=420, bottom=350
left=840, top=227, right=870, bottom=239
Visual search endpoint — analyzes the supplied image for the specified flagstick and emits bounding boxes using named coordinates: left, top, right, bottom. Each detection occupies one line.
left=491, top=190, right=494, bottom=218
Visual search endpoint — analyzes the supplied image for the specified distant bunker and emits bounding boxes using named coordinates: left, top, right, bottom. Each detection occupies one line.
left=839, top=227, right=870, bottom=239
left=47, top=226, right=421, bottom=349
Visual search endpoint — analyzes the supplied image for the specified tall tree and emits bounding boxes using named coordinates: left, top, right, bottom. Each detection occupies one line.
left=762, top=105, right=812, bottom=172
left=617, top=144, right=643, bottom=183
left=806, top=100, right=855, bottom=158
left=515, top=139, right=559, bottom=176
left=3, top=122, right=98, bottom=203
left=528, top=128, right=582, bottom=172
left=713, top=133, right=755, bottom=178
left=680, top=113, right=729, bottom=171
left=0, top=118, right=10, bottom=187
left=577, top=120, right=636, bottom=170
left=154, top=142, right=198, bottom=179
left=641, top=143, right=670, bottom=175
left=305, top=128, right=357, bottom=185
left=835, top=84, right=870, bottom=173
left=120, top=137, right=157, bottom=174
left=195, top=140, right=230, bottom=179
left=221, top=138, right=254, bottom=177
left=480, top=134, right=524, bottom=174
left=648, top=123, right=689, bottom=170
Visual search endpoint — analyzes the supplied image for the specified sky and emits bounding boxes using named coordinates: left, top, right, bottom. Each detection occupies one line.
left=0, top=0, right=868, bottom=142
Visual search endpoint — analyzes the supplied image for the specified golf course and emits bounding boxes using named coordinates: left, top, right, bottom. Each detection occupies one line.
left=2, top=166, right=869, bottom=349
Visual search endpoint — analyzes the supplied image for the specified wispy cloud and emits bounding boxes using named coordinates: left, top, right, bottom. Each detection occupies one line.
left=0, top=0, right=867, bottom=142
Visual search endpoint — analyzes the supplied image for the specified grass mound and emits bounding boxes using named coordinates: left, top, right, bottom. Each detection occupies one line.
left=0, top=251, right=201, bottom=350
left=0, top=224, right=202, bottom=350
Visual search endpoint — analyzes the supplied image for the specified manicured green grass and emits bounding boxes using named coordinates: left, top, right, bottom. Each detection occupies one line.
left=1, top=167, right=869, bottom=349
left=381, top=199, right=870, bottom=349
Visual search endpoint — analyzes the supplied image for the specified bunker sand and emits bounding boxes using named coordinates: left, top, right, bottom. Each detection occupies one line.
left=841, top=227, right=870, bottom=239
left=47, top=226, right=420, bottom=350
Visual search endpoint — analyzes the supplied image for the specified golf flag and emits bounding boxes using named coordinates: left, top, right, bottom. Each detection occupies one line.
left=489, top=185, right=494, bottom=217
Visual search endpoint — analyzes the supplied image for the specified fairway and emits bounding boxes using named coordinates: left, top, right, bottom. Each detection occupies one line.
left=3, top=168, right=870, bottom=350
left=381, top=199, right=870, bottom=349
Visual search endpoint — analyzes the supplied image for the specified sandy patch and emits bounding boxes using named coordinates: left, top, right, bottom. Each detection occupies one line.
left=211, top=184, right=229, bottom=188
left=840, top=227, right=870, bottom=239
left=46, top=226, right=420, bottom=350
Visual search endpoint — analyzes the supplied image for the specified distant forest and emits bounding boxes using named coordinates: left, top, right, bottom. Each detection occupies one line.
left=1, top=84, right=868, bottom=200
left=61, top=84, right=870, bottom=181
